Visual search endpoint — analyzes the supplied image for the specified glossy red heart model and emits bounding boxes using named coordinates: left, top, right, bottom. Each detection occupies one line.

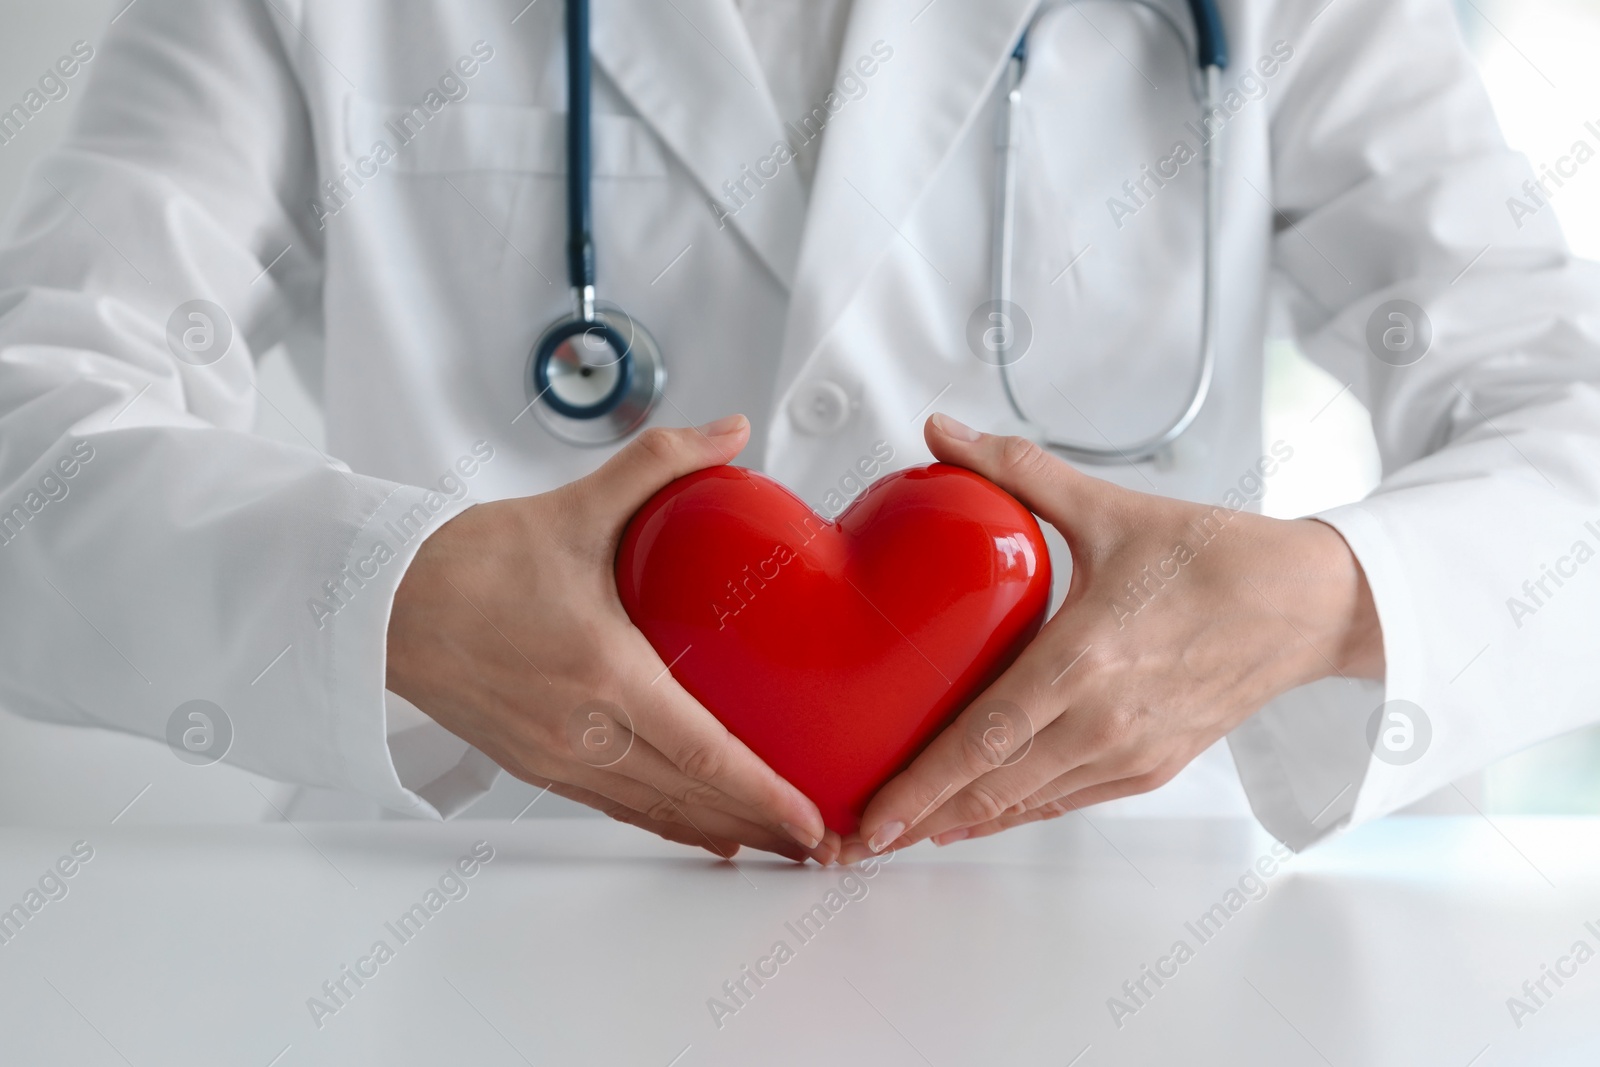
left=616, top=463, right=1052, bottom=836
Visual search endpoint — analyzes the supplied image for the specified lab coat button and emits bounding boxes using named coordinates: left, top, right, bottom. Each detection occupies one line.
left=790, top=380, right=852, bottom=435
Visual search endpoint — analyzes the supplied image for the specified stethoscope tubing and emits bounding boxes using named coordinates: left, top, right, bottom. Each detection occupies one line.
left=996, top=0, right=1228, bottom=464
left=525, top=0, right=665, bottom=444
left=535, top=0, right=1226, bottom=454
left=565, top=0, right=596, bottom=303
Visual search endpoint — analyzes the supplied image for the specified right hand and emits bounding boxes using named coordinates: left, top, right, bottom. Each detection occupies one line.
left=386, top=415, right=837, bottom=863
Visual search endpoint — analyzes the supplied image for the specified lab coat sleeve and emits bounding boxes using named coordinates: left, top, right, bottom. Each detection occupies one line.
left=1227, top=0, right=1600, bottom=848
left=0, top=0, right=497, bottom=818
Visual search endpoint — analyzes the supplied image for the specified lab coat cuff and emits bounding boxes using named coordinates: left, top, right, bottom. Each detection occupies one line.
left=1228, top=503, right=1421, bottom=851
left=327, top=486, right=497, bottom=820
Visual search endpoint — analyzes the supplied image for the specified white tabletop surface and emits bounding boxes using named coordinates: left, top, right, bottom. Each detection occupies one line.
left=0, top=815, right=1596, bottom=1066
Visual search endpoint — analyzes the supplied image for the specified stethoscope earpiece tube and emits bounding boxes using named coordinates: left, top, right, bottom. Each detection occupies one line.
left=1184, top=0, right=1229, bottom=70
left=565, top=0, right=595, bottom=300
left=527, top=0, right=666, bottom=445
left=995, top=0, right=1228, bottom=465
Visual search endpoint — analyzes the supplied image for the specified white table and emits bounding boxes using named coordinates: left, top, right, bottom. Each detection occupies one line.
left=0, top=816, right=1595, bottom=1066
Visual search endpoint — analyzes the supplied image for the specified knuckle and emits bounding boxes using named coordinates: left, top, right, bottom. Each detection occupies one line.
left=957, top=720, right=1008, bottom=776
left=1074, top=643, right=1116, bottom=677
left=643, top=795, right=683, bottom=825
left=1084, top=704, right=1142, bottom=753
left=951, top=783, right=1010, bottom=826
left=902, top=779, right=955, bottom=822
left=632, top=426, right=684, bottom=468
left=597, top=799, right=640, bottom=824
left=998, top=435, right=1051, bottom=479
left=675, top=781, right=723, bottom=810
left=965, top=700, right=1034, bottom=768
left=673, top=734, right=729, bottom=785
left=1022, top=782, right=1066, bottom=811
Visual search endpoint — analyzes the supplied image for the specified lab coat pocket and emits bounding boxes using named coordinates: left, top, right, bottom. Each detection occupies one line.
left=329, top=95, right=675, bottom=393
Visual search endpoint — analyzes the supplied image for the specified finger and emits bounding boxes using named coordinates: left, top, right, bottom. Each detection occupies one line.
left=923, top=413, right=1112, bottom=540
left=885, top=720, right=1109, bottom=847
left=574, top=416, right=750, bottom=519
left=529, top=778, right=743, bottom=858
left=886, top=688, right=1175, bottom=848
left=556, top=748, right=817, bottom=862
left=564, top=707, right=827, bottom=852
left=899, top=736, right=1180, bottom=847
left=929, top=763, right=1185, bottom=847
left=855, top=621, right=1093, bottom=853
left=936, top=803, right=1067, bottom=845
left=815, top=829, right=843, bottom=867
left=512, top=729, right=817, bottom=860
left=836, top=837, right=876, bottom=866
left=624, top=670, right=828, bottom=851
left=1041, top=764, right=1185, bottom=813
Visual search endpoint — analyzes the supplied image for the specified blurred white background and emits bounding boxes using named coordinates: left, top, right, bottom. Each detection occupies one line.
left=0, top=0, right=1595, bottom=820
left=1257, top=0, right=1600, bottom=814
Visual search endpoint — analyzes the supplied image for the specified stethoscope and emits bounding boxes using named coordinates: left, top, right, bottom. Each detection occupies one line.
left=529, top=0, right=1227, bottom=456
left=992, top=0, right=1228, bottom=463
left=526, top=0, right=665, bottom=446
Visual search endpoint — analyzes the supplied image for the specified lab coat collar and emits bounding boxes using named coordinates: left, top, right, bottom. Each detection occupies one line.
left=774, top=0, right=1038, bottom=401
left=591, top=0, right=807, bottom=289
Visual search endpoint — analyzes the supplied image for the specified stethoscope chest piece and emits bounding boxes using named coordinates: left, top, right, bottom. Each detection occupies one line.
left=527, top=304, right=665, bottom=446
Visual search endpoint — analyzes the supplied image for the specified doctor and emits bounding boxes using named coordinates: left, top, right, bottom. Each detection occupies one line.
left=0, top=0, right=1597, bottom=865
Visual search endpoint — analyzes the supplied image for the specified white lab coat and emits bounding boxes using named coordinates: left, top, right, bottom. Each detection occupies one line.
left=1, top=0, right=1596, bottom=849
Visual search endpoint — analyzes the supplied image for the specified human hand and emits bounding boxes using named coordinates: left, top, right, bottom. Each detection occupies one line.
left=386, top=416, right=839, bottom=864
left=843, top=413, right=1383, bottom=860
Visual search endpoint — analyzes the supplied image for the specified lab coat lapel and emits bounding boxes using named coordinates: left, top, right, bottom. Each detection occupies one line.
left=591, top=0, right=806, bottom=288
left=775, top=0, right=1037, bottom=399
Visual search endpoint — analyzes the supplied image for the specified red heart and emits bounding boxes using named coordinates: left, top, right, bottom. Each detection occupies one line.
left=616, top=463, right=1052, bottom=835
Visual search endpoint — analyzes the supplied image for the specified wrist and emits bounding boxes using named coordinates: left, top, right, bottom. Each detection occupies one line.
left=1288, top=518, right=1385, bottom=683
left=386, top=504, right=486, bottom=699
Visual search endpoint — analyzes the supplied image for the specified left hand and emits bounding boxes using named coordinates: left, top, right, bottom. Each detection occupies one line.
left=844, top=413, right=1384, bottom=860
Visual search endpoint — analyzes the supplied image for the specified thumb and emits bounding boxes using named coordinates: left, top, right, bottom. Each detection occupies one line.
left=578, top=415, right=751, bottom=518
left=924, top=412, right=1101, bottom=536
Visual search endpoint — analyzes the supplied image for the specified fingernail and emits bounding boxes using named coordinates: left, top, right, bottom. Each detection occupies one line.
left=933, top=828, right=969, bottom=847
left=782, top=822, right=822, bottom=850
left=867, top=821, right=905, bottom=853
left=696, top=414, right=747, bottom=437
left=838, top=841, right=875, bottom=866
left=930, top=412, right=981, bottom=442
